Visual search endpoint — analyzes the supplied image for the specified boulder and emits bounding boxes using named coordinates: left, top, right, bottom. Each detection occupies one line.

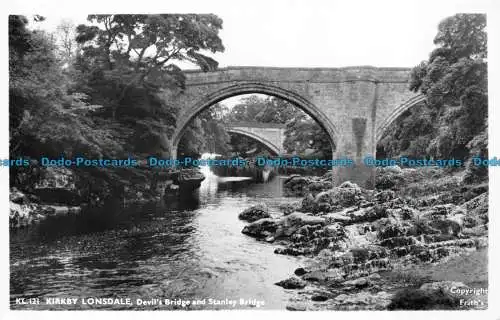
left=425, top=204, right=458, bottom=217
left=279, top=202, right=301, bottom=216
left=33, top=167, right=83, bottom=205
left=284, top=175, right=313, bottom=196
left=339, top=181, right=359, bottom=189
left=324, top=212, right=352, bottom=224
left=238, top=203, right=270, bottom=222
left=384, top=165, right=403, bottom=174
left=178, top=168, right=205, bottom=190
left=10, top=202, right=52, bottom=228
left=333, top=291, right=393, bottom=310
left=348, top=205, right=388, bottom=223
left=275, top=212, right=326, bottom=237
left=308, top=180, right=333, bottom=193
left=309, top=184, right=364, bottom=213
left=285, top=303, right=307, bottom=311
left=241, top=218, right=278, bottom=238
left=323, top=223, right=346, bottom=238
left=302, top=270, right=344, bottom=282
left=31, top=187, right=83, bottom=206
left=284, top=174, right=302, bottom=184
left=311, top=291, right=331, bottom=301
left=419, top=281, right=469, bottom=296
left=275, top=277, right=307, bottom=289
left=10, top=188, right=29, bottom=205
left=300, top=193, right=316, bottom=212
left=462, top=192, right=488, bottom=229
left=373, top=190, right=396, bottom=203
left=342, top=276, right=371, bottom=288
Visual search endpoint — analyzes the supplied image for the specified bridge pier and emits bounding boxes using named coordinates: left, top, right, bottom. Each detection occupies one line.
left=332, top=117, right=376, bottom=189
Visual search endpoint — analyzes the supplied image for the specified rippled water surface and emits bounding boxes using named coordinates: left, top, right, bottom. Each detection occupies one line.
left=10, top=169, right=303, bottom=310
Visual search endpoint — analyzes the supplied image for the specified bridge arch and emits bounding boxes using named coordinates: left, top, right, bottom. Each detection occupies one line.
left=171, top=82, right=339, bottom=158
left=375, top=94, right=427, bottom=144
left=226, top=128, right=281, bottom=156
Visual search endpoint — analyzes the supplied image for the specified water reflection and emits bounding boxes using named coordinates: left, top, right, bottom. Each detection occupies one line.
left=10, top=171, right=302, bottom=310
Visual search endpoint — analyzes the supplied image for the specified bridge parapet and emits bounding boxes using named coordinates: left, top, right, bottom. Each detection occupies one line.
left=225, top=121, right=287, bottom=129
left=184, top=66, right=413, bottom=85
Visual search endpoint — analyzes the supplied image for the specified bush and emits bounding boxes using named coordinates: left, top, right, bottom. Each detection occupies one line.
left=388, top=288, right=459, bottom=310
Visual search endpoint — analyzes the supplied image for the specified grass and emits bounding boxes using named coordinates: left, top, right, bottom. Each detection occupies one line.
left=382, top=269, right=432, bottom=288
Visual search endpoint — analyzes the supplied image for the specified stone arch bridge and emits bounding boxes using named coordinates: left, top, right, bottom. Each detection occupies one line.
left=167, top=66, right=425, bottom=188
left=225, top=121, right=286, bottom=155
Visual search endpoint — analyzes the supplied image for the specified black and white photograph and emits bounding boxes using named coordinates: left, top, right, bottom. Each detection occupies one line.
left=2, top=0, right=499, bottom=317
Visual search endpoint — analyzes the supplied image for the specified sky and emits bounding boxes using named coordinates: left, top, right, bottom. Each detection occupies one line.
left=11, top=0, right=497, bottom=109
left=22, top=0, right=495, bottom=69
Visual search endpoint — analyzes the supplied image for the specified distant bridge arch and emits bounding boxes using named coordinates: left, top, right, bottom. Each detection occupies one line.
left=225, top=122, right=286, bottom=156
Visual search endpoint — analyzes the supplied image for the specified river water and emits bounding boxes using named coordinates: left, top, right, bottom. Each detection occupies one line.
left=10, top=168, right=304, bottom=310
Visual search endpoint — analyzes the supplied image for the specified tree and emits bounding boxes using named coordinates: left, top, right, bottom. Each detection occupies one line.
left=379, top=13, right=487, bottom=182
left=178, top=103, right=231, bottom=158
left=225, top=95, right=297, bottom=124
left=284, top=113, right=334, bottom=158
left=409, top=13, right=487, bottom=160
left=75, top=14, right=225, bottom=119
left=55, top=19, right=78, bottom=66
left=9, top=15, right=66, bottom=157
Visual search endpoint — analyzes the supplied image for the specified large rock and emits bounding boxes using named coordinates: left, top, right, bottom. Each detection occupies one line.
left=178, top=168, right=205, bottom=190
left=348, top=205, right=388, bottom=223
left=307, top=183, right=364, bottom=213
left=241, top=218, right=278, bottom=238
left=279, top=202, right=301, bottom=215
left=238, top=203, right=270, bottom=222
left=285, top=303, right=307, bottom=311
left=284, top=175, right=313, bottom=196
left=373, top=190, right=396, bottom=203
left=275, top=277, right=307, bottom=289
left=10, top=188, right=29, bottom=205
left=333, top=291, right=393, bottom=310
left=31, top=187, right=83, bottom=206
left=300, top=193, right=316, bottom=212
left=342, top=276, right=371, bottom=288
left=324, top=211, right=352, bottom=224
left=275, top=212, right=326, bottom=237
left=32, top=167, right=83, bottom=205
left=284, top=173, right=336, bottom=197
left=462, top=192, right=488, bottom=228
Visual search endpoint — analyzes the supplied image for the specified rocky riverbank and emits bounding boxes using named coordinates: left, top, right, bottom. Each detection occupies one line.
left=10, top=166, right=206, bottom=229
left=239, top=166, right=488, bottom=310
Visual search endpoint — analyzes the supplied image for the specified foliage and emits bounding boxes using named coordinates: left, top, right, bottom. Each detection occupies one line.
left=75, top=14, right=224, bottom=119
left=9, top=14, right=225, bottom=201
left=55, top=19, right=78, bottom=66
left=225, top=95, right=297, bottom=124
left=388, top=288, right=459, bottom=310
left=284, top=113, right=334, bottom=158
left=378, top=13, right=487, bottom=183
left=377, top=103, right=435, bottom=159
left=178, top=103, right=231, bottom=158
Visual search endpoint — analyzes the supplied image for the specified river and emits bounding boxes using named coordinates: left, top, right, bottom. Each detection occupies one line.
left=10, top=167, right=304, bottom=310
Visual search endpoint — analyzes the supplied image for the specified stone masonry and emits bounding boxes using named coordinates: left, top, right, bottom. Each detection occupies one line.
left=165, top=66, right=425, bottom=188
